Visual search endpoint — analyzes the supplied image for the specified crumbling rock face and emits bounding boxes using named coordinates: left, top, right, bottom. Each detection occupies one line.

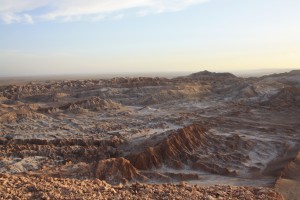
left=95, top=157, right=147, bottom=184
left=128, top=125, right=208, bottom=170
left=128, top=125, right=253, bottom=176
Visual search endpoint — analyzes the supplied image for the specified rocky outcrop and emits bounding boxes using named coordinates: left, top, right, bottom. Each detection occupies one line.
left=127, top=125, right=252, bottom=176
left=128, top=125, right=208, bottom=170
left=95, top=157, right=147, bottom=184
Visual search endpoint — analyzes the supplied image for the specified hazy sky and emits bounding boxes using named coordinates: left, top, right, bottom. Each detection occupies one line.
left=0, top=0, right=300, bottom=76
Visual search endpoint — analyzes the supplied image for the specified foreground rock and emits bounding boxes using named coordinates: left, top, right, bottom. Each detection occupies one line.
left=0, top=174, right=284, bottom=200
left=275, top=151, right=300, bottom=200
left=127, top=125, right=257, bottom=176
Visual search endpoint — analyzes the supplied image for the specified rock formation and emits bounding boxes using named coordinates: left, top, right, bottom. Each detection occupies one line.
left=0, top=70, right=299, bottom=198
left=95, top=157, right=147, bottom=184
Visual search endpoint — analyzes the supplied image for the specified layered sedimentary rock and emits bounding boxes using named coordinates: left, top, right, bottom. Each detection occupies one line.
left=128, top=125, right=208, bottom=170
left=128, top=125, right=253, bottom=176
left=95, top=157, right=147, bottom=184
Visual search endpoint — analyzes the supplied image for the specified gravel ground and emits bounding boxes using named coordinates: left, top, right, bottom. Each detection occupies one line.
left=0, top=174, right=284, bottom=200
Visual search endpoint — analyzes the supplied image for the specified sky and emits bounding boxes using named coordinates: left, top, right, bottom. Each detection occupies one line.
left=0, top=0, right=300, bottom=77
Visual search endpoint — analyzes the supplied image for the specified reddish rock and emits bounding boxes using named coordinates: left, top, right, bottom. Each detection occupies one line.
left=95, top=157, right=147, bottom=184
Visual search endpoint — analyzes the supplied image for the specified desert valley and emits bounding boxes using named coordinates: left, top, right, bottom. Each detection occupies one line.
left=0, top=70, right=299, bottom=199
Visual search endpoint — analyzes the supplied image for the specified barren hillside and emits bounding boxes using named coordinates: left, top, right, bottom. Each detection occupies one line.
left=0, top=70, right=299, bottom=199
